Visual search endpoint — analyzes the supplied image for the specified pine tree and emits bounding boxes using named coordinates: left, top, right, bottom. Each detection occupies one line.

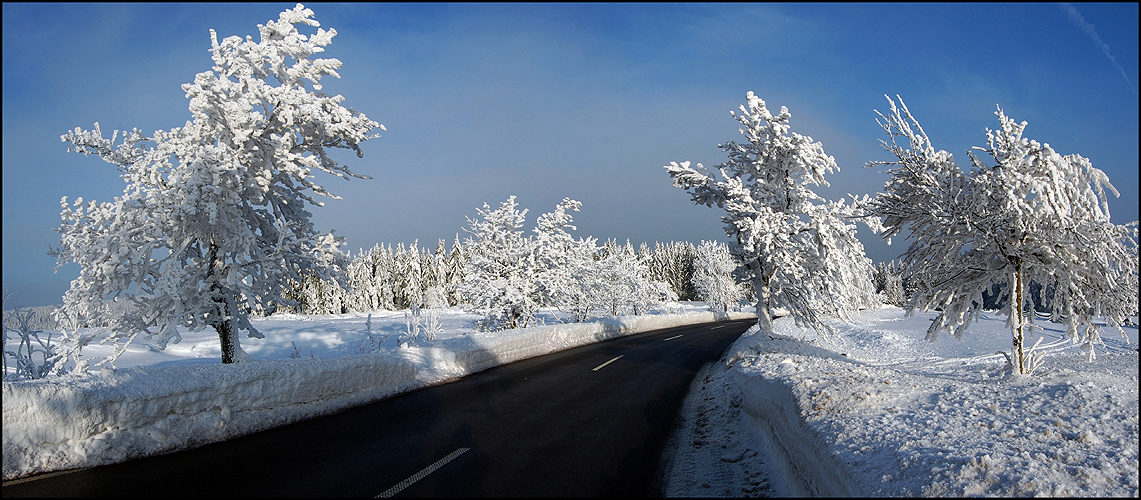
left=445, top=235, right=466, bottom=307
left=646, top=241, right=698, bottom=302
left=872, top=260, right=906, bottom=307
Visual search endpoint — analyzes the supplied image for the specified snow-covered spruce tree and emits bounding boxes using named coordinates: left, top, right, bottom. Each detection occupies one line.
left=665, top=91, right=878, bottom=336
left=445, top=235, right=466, bottom=307
left=645, top=241, right=698, bottom=301
left=349, top=243, right=396, bottom=312
left=425, top=239, right=450, bottom=304
left=531, top=198, right=597, bottom=319
left=346, top=245, right=383, bottom=313
left=459, top=196, right=539, bottom=331
left=867, top=95, right=1139, bottom=374
left=49, top=5, right=381, bottom=366
left=693, top=240, right=745, bottom=313
left=402, top=240, right=424, bottom=310
left=873, top=260, right=906, bottom=307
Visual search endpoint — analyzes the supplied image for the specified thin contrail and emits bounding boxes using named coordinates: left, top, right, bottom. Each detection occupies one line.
left=1059, top=3, right=1137, bottom=95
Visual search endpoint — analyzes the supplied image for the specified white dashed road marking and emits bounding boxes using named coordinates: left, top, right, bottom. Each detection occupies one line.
left=663, top=335, right=683, bottom=341
left=591, top=355, right=624, bottom=371
left=376, top=447, right=470, bottom=498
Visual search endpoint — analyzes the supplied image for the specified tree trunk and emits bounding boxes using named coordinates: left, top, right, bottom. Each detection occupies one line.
left=1011, top=261, right=1026, bottom=374
left=216, top=317, right=238, bottom=364
left=753, top=272, right=773, bottom=334
left=209, top=239, right=240, bottom=364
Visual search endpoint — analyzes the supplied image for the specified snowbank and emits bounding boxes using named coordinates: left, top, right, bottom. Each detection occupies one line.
left=2, top=309, right=754, bottom=480
left=723, top=308, right=1139, bottom=497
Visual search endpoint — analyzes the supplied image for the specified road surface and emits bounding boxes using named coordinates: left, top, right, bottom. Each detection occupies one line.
left=3, top=318, right=756, bottom=497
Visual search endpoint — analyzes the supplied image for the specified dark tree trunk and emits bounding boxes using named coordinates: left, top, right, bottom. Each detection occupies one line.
left=208, top=239, right=239, bottom=364
left=216, top=317, right=238, bottom=364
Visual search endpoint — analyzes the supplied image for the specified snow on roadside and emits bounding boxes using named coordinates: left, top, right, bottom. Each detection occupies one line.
left=2, top=304, right=754, bottom=480
left=716, top=307, right=1139, bottom=497
left=658, top=354, right=793, bottom=497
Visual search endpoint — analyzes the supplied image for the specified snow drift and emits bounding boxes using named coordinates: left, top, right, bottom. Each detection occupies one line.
left=723, top=309, right=1139, bottom=497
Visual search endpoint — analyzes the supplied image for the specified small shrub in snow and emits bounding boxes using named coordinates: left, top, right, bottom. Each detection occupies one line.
left=3, top=299, right=63, bottom=380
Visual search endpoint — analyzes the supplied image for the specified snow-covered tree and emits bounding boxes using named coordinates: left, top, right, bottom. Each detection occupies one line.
left=645, top=241, right=698, bottom=301
left=589, top=240, right=676, bottom=317
left=49, top=4, right=381, bottom=366
left=693, top=240, right=745, bottom=312
left=445, top=235, right=467, bottom=307
left=346, top=245, right=387, bottom=312
left=402, top=240, right=424, bottom=309
left=425, top=239, right=450, bottom=302
left=872, top=260, right=906, bottom=307
left=3, top=294, right=62, bottom=381
left=459, top=196, right=539, bottom=331
left=665, top=91, right=877, bottom=336
left=531, top=198, right=592, bottom=313
left=867, top=95, right=1139, bottom=374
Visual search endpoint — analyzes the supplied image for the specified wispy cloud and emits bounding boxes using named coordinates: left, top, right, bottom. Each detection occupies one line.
left=1060, top=3, right=1137, bottom=95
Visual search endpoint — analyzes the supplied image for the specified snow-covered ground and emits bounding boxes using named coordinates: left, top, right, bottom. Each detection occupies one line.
left=5, top=303, right=1138, bottom=497
left=662, top=306, right=1139, bottom=497
left=2, top=302, right=754, bottom=481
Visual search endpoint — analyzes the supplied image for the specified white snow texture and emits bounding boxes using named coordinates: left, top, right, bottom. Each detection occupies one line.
left=663, top=307, right=1138, bottom=497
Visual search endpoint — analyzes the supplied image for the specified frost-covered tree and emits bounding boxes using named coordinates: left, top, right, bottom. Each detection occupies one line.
left=531, top=198, right=594, bottom=313
left=3, top=294, right=62, bottom=381
left=346, top=245, right=389, bottom=312
left=645, top=241, right=698, bottom=301
left=872, top=260, right=906, bottom=307
left=425, top=239, right=449, bottom=303
left=868, top=95, right=1139, bottom=374
left=693, top=240, right=745, bottom=312
left=459, top=196, right=539, bottom=331
left=49, top=5, right=381, bottom=366
left=445, top=235, right=466, bottom=307
left=402, top=240, right=424, bottom=309
left=590, top=240, right=676, bottom=316
left=665, top=91, right=877, bottom=336
left=297, top=232, right=349, bottom=314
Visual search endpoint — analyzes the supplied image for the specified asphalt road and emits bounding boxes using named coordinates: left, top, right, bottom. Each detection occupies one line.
left=3, top=318, right=756, bottom=497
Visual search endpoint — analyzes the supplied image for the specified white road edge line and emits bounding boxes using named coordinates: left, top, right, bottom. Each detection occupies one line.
left=376, top=447, right=470, bottom=498
left=663, top=335, right=683, bottom=341
left=592, top=355, right=624, bottom=371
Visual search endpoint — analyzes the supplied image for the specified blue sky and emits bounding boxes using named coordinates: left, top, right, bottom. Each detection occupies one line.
left=3, top=2, right=1138, bottom=307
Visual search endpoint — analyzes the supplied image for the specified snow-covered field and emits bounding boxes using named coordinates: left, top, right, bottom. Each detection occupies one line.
left=5, top=303, right=1138, bottom=497
left=663, top=306, right=1139, bottom=497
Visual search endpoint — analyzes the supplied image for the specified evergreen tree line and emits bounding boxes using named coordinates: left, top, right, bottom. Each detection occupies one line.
left=279, top=232, right=751, bottom=324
